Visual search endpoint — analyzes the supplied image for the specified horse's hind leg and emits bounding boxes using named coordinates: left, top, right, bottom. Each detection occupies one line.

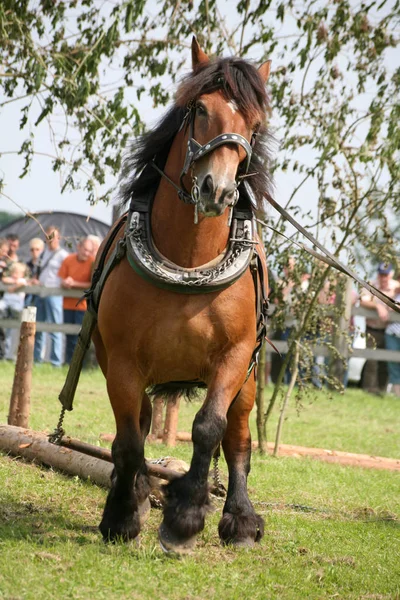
left=218, top=374, right=264, bottom=546
left=99, top=367, right=150, bottom=542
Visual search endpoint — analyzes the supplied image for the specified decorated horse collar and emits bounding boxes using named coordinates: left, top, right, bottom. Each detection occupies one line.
left=125, top=193, right=256, bottom=294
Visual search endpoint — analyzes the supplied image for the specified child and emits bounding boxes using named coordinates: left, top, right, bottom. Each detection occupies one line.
left=0, top=237, right=9, bottom=281
left=2, top=262, right=28, bottom=360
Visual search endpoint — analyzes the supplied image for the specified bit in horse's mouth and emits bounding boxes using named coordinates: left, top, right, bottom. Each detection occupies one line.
left=201, top=204, right=226, bottom=217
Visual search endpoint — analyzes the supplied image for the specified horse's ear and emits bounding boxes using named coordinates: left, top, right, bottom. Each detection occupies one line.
left=192, top=36, right=210, bottom=69
left=258, top=60, right=272, bottom=83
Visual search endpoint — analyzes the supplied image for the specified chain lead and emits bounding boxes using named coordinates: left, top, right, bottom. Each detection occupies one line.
left=48, top=406, right=66, bottom=445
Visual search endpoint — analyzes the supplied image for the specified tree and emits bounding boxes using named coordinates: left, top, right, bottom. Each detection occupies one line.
left=1, top=0, right=399, bottom=449
left=0, top=211, right=21, bottom=227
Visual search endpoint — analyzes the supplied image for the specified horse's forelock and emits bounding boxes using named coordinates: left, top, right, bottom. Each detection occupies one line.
left=176, top=58, right=268, bottom=124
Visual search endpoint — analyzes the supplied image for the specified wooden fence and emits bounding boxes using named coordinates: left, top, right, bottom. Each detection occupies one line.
left=1, top=283, right=400, bottom=362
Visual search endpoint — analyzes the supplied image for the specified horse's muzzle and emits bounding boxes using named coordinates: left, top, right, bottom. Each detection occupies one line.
left=199, top=175, right=237, bottom=216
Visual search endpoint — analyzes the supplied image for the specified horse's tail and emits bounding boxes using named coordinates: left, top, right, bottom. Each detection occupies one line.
left=147, top=381, right=207, bottom=403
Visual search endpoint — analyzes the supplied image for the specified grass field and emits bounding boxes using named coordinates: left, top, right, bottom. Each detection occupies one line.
left=0, top=362, right=399, bottom=599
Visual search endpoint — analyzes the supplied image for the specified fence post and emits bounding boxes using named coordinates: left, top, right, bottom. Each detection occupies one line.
left=162, top=396, right=180, bottom=447
left=150, top=397, right=164, bottom=440
left=8, top=306, right=37, bottom=428
left=330, top=278, right=353, bottom=385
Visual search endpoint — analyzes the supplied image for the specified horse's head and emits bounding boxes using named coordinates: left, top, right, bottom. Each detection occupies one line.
left=179, top=38, right=271, bottom=219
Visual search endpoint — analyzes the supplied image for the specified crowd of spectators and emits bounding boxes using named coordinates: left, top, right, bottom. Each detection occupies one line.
left=269, top=258, right=400, bottom=396
left=0, top=235, right=399, bottom=394
left=0, top=229, right=101, bottom=365
left=360, top=263, right=400, bottom=396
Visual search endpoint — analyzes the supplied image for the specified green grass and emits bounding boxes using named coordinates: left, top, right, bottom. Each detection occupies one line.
left=0, top=362, right=399, bottom=599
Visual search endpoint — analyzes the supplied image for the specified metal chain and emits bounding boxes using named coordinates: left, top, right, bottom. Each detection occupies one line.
left=48, top=406, right=66, bottom=444
left=147, top=456, right=171, bottom=465
left=147, top=457, right=172, bottom=509
left=211, top=453, right=227, bottom=497
left=149, top=493, right=164, bottom=509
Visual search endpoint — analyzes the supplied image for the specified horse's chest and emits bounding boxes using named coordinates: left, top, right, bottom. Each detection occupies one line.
left=155, top=306, right=220, bottom=347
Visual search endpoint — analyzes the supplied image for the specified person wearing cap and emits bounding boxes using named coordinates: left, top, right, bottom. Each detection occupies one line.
left=360, top=263, right=398, bottom=394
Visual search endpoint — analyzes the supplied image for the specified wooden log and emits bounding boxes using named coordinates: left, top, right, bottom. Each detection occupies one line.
left=162, top=396, right=180, bottom=447
left=58, top=436, right=182, bottom=481
left=0, top=426, right=184, bottom=485
left=99, top=430, right=193, bottom=444
left=0, top=425, right=112, bottom=487
left=8, top=307, right=36, bottom=428
left=167, top=430, right=191, bottom=442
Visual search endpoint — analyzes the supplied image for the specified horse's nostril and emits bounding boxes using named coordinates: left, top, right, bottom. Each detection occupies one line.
left=223, top=184, right=237, bottom=204
left=201, top=174, right=214, bottom=198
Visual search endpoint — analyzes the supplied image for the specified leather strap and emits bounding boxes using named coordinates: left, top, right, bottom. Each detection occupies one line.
left=261, top=188, right=400, bottom=313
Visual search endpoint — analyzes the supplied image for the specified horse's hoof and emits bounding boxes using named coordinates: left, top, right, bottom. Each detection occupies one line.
left=138, top=497, right=151, bottom=527
left=226, top=537, right=255, bottom=548
left=99, top=512, right=140, bottom=543
left=158, top=522, right=196, bottom=557
left=100, top=528, right=140, bottom=545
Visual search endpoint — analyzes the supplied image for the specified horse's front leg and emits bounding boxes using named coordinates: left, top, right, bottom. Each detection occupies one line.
left=159, top=363, right=246, bottom=554
left=99, top=364, right=150, bottom=542
left=219, top=373, right=264, bottom=546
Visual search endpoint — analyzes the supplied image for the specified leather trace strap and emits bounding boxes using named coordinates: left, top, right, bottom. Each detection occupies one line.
left=245, top=249, right=270, bottom=381
left=261, top=187, right=400, bottom=313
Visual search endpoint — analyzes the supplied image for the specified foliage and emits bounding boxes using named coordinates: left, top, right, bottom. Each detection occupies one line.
left=0, top=211, right=21, bottom=228
left=1, top=1, right=398, bottom=215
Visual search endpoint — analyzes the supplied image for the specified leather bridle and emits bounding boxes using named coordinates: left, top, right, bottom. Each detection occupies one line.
left=151, top=96, right=256, bottom=221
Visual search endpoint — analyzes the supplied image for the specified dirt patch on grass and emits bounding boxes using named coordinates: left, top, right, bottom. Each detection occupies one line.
left=254, top=442, right=400, bottom=471
left=101, top=431, right=400, bottom=471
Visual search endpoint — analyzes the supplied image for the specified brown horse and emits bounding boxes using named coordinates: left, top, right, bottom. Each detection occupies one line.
left=92, top=38, right=272, bottom=553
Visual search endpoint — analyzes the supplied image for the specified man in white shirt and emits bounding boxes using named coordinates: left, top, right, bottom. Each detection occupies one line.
left=33, top=226, right=69, bottom=366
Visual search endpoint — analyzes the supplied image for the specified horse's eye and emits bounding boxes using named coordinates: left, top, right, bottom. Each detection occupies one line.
left=195, top=103, right=207, bottom=117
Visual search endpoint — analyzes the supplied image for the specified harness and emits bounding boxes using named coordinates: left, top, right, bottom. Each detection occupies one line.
left=125, top=194, right=255, bottom=294
left=58, top=94, right=268, bottom=413
left=151, top=99, right=256, bottom=224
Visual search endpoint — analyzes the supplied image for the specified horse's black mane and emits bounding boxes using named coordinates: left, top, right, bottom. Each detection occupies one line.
left=119, top=57, right=273, bottom=212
